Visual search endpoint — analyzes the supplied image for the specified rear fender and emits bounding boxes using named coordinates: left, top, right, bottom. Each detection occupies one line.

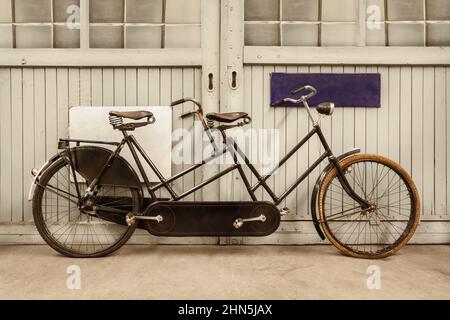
left=310, top=148, right=360, bottom=240
left=28, top=146, right=143, bottom=202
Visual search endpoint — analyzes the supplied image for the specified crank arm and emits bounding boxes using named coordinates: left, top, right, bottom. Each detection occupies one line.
left=125, top=213, right=163, bottom=226
left=233, top=214, right=266, bottom=229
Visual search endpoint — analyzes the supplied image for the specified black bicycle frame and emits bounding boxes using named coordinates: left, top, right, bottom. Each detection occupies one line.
left=84, top=123, right=369, bottom=209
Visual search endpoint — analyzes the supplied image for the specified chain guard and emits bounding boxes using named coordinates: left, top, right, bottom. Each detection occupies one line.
left=142, top=201, right=280, bottom=236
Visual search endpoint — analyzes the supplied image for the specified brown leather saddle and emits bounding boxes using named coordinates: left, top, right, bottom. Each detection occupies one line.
left=109, top=110, right=153, bottom=120
left=206, top=112, right=248, bottom=123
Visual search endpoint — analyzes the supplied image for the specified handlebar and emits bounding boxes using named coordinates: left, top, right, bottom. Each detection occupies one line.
left=271, top=85, right=318, bottom=107
left=170, top=97, right=208, bottom=128
left=170, top=98, right=186, bottom=106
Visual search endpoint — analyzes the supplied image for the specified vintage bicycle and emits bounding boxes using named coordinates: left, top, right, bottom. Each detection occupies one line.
left=29, top=85, right=420, bottom=258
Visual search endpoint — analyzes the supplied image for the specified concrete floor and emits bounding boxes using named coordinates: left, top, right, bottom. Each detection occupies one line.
left=0, top=245, right=449, bottom=300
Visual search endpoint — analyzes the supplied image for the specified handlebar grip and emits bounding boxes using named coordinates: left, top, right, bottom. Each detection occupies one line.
left=291, top=85, right=317, bottom=95
left=170, top=98, right=186, bottom=107
left=271, top=99, right=285, bottom=107
left=180, top=111, right=196, bottom=119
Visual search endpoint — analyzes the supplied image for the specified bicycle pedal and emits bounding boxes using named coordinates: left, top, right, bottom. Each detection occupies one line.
left=233, top=214, right=266, bottom=229
left=279, top=207, right=290, bottom=216
left=126, top=213, right=163, bottom=226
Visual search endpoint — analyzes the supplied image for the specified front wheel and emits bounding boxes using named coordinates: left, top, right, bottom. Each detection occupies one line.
left=318, top=154, right=420, bottom=259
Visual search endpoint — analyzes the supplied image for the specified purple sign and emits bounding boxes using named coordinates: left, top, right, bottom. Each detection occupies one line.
left=270, top=73, right=381, bottom=107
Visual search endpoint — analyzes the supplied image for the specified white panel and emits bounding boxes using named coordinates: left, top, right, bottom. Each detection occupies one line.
left=387, top=0, right=424, bottom=21
left=166, top=0, right=201, bottom=23
left=282, top=24, right=318, bottom=46
left=126, top=0, right=163, bottom=23
left=245, top=23, right=280, bottom=46
left=69, top=106, right=172, bottom=181
left=426, top=0, right=450, bottom=20
left=165, top=25, right=201, bottom=48
left=322, top=0, right=357, bottom=21
left=15, top=26, right=52, bottom=48
left=90, top=0, right=123, bottom=23
left=0, top=0, right=12, bottom=22
left=0, top=26, right=13, bottom=48
left=15, top=0, right=52, bottom=23
left=321, top=23, right=358, bottom=46
left=282, top=0, right=319, bottom=21
left=244, top=0, right=279, bottom=21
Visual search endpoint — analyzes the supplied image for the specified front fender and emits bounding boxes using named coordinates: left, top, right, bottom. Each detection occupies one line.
left=310, top=148, right=360, bottom=240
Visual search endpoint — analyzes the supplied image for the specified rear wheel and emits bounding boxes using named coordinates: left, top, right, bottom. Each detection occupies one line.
left=32, top=158, right=139, bottom=258
left=318, top=154, right=420, bottom=259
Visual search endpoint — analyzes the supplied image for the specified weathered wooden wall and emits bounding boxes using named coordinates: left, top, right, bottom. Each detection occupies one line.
left=0, top=65, right=449, bottom=244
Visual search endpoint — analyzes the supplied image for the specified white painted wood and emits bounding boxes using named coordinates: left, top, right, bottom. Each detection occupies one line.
left=435, top=67, right=447, bottom=216
left=0, top=49, right=203, bottom=67
left=244, top=47, right=450, bottom=65
left=201, top=0, right=220, bottom=202
left=423, top=68, right=435, bottom=216
left=0, top=68, right=11, bottom=221
left=220, top=0, right=244, bottom=202
left=22, top=68, right=33, bottom=222
left=80, top=0, right=89, bottom=49
left=0, top=62, right=449, bottom=244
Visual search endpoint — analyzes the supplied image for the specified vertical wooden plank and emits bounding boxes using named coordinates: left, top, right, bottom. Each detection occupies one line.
left=10, top=69, right=23, bottom=221
left=434, top=67, right=446, bottom=216
left=331, top=65, right=344, bottom=157
left=33, top=67, right=46, bottom=181
left=201, top=0, right=220, bottom=202
left=240, top=66, right=253, bottom=201
left=79, top=68, right=91, bottom=106
left=388, top=67, right=400, bottom=162
left=399, top=67, right=412, bottom=172
left=274, top=65, right=286, bottom=208
left=102, top=68, right=114, bottom=106
left=22, top=69, right=34, bottom=222
left=365, top=66, right=378, bottom=154
left=262, top=65, right=275, bottom=201
left=0, top=68, right=12, bottom=221
left=411, top=67, right=424, bottom=216
left=160, top=68, right=173, bottom=199
left=319, top=65, right=333, bottom=166
left=251, top=66, right=263, bottom=200
left=114, top=68, right=126, bottom=106
left=377, top=67, right=389, bottom=157
left=57, top=68, right=69, bottom=139
left=45, top=68, right=58, bottom=159
left=296, top=65, right=309, bottom=218
left=423, top=67, right=435, bottom=216
left=170, top=68, right=183, bottom=195
left=91, top=68, right=103, bottom=106
left=193, top=67, right=203, bottom=201
left=32, top=69, right=47, bottom=225
left=182, top=68, right=195, bottom=201
left=137, top=68, right=149, bottom=106
left=148, top=68, right=161, bottom=199
left=284, top=65, right=298, bottom=217
left=307, top=65, right=321, bottom=218
left=447, top=67, right=450, bottom=217
left=11, top=69, right=23, bottom=222
left=354, top=66, right=367, bottom=153
left=343, top=66, right=356, bottom=152
left=125, top=68, right=137, bottom=106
